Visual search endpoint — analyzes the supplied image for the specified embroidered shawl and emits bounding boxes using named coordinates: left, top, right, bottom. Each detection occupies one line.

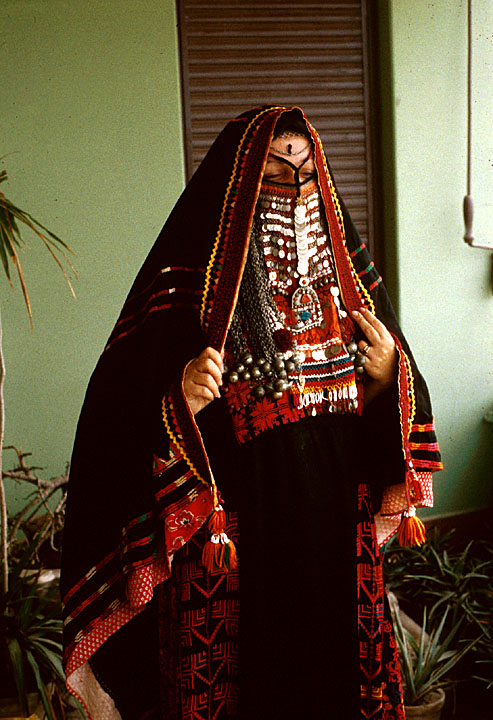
left=61, top=106, right=442, bottom=717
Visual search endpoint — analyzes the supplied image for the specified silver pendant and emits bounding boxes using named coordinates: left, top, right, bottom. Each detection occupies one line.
left=291, top=283, right=323, bottom=332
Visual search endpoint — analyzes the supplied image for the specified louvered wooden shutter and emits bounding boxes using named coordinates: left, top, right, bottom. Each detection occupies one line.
left=177, top=0, right=381, bottom=258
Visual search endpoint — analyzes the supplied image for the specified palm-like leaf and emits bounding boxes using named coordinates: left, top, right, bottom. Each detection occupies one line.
left=0, top=168, right=76, bottom=327
left=390, top=596, right=481, bottom=705
left=384, top=530, right=493, bottom=691
left=0, top=203, right=73, bottom=708
left=1, top=563, right=64, bottom=717
left=6, top=636, right=29, bottom=716
left=25, top=647, right=57, bottom=720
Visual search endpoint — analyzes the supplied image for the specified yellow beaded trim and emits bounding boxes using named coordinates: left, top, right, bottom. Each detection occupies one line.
left=402, top=348, right=417, bottom=428
left=395, top=341, right=417, bottom=471
left=161, top=394, right=211, bottom=493
left=311, top=124, right=375, bottom=315
left=200, top=107, right=285, bottom=330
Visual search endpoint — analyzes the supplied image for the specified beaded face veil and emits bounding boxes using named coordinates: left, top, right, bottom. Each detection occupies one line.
left=225, top=112, right=366, bottom=401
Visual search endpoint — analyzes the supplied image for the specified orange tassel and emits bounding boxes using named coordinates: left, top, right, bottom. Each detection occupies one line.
left=397, top=508, right=426, bottom=547
left=202, top=540, right=217, bottom=573
left=210, top=507, right=226, bottom=533
left=201, top=506, right=238, bottom=572
left=227, top=540, right=237, bottom=568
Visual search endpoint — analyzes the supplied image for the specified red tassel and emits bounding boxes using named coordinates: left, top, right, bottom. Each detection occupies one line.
left=201, top=506, right=238, bottom=572
left=397, top=508, right=426, bottom=547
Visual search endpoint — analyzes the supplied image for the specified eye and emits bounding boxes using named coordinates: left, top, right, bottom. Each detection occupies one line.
left=263, top=162, right=289, bottom=181
left=299, top=162, right=315, bottom=180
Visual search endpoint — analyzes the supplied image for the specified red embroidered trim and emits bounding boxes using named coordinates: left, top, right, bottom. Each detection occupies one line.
left=64, top=570, right=122, bottom=629
left=412, top=459, right=444, bottom=470
left=162, top=383, right=213, bottom=490
left=358, top=261, right=375, bottom=276
left=107, top=301, right=200, bottom=349
left=409, top=441, right=439, bottom=451
left=122, top=511, right=152, bottom=534
left=64, top=475, right=213, bottom=677
left=411, top=422, right=436, bottom=432
left=393, top=336, right=420, bottom=513
left=123, top=266, right=205, bottom=309
left=202, top=108, right=282, bottom=347
left=369, top=278, right=382, bottom=291
left=62, top=548, right=119, bottom=606
left=350, top=243, right=366, bottom=257
left=223, top=371, right=362, bottom=445
left=312, top=130, right=371, bottom=315
left=115, top=288, right=201, bottom=329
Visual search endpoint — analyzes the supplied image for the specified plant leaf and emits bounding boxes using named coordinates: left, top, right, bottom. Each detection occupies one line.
left=7, top=637, right=29, bottom=716
left=0, top=223, right=13, bottom=279
left=31, top=640, right=65, bottom=682
left=25, top=648, right=56, bottom=720
left=9, top=202, right=73, bottom=252
left=0, top=180, right=76, bottom=322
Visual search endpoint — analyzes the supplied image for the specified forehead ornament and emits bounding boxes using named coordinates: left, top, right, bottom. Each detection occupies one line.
left=270, top=141, right=311, bottom=158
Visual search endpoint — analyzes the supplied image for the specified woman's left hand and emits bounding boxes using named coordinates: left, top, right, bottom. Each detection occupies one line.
left=351, top=307, right=397, bottom=396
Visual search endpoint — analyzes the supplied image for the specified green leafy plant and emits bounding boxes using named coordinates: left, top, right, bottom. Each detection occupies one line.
left=0, top=167, right=75, bottom=325
left=0, top=165, right=75, bottom=716
left=389, top=597, right=479, bottom=706
left=1, top=448, right=69, bottom=718
left=1, top=565, right=64, bottom=717
left=0, top=164, right=75, bottom=597
left=383, top=529, right=493, bottom=690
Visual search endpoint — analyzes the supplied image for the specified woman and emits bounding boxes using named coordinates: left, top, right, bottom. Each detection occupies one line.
left=62, top=106, right=442, bottom=720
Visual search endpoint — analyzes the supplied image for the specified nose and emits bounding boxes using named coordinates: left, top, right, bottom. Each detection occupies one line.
left=276, top=166, right=298, bottom=184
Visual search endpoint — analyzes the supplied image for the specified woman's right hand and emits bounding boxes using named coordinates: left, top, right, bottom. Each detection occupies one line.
left=183, top=347, right=224, bottom=415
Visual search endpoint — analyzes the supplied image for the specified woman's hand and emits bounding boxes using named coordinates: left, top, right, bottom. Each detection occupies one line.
left=351, top=307, right=397, bottom=403
left=183, top=346, right=224, bottom=416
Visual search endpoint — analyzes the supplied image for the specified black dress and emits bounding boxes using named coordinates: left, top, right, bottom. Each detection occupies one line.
left=237, top=414, right=361, bottom=719
left=89, top=391, right=405, bottom=720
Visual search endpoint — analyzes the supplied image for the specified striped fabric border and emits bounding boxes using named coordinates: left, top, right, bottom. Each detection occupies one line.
left=63, top=448, right=213, bottom=667
left=106, top=267, right=205, bottom=350
left=409, top=421, right=443, bottom=471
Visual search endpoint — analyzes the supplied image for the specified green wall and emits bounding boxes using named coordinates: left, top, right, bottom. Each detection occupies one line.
left=384, top=0, right=493, bottom=517
left=1, top=0, right=185, bottom=509
left=2, top=0, right=492, bottom=519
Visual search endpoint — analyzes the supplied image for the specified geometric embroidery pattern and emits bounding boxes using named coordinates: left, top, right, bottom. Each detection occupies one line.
left=159, top=495, right=405, bottom=720
left=162, top=513, right=239, bottom=720
left=357, top=483, right=405, bottom=720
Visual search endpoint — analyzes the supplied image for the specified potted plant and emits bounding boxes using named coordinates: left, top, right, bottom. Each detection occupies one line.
left=389, top=594, right=479, bottom=719
left=0, top=167, right=76, bottom=717
left=383, top=526, right=493, bottom=706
